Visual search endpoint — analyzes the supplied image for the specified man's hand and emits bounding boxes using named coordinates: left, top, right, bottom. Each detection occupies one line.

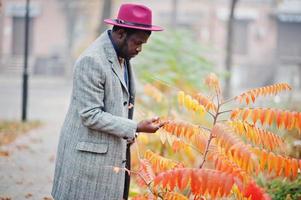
left=136, top=117, right=166, bottom=133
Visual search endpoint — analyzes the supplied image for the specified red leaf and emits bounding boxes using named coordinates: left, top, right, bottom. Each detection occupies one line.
left=244, top=182, right=270, bottom=200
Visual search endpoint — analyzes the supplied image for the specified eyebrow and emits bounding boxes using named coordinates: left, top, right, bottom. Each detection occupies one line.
left=134, top=38, right=145, bottom=44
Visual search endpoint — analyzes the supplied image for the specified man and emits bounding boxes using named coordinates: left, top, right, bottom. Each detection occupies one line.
left=51, top=3, right=164, bottom=200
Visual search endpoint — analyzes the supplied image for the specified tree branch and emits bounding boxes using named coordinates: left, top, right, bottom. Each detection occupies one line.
left=199, top=125, right=211, bottom=132
left=199, top=93, right=221, bottom=168
left=217, top=109, right=232, bottom=115
left=220, top=97, right=235, bottom=106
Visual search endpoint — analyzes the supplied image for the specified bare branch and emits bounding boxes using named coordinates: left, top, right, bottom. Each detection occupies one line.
left=199, top=125, right=211, bottom=132
left=217, top=109, right=232, bottom=115
left=220, top=97, right=235, bottom=106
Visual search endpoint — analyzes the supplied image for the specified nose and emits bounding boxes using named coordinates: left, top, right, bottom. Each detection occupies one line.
left=136, top=46, right=142, bottom=53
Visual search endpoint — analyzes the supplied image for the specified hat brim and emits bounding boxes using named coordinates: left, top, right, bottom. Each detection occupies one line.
left=104, top=19, right=163, bottom=31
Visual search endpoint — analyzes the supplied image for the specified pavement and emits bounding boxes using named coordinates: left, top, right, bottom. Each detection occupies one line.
left=0, top=74, right=72, bottom=200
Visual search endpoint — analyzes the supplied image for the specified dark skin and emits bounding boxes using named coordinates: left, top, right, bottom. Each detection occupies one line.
left=111, top=28, right=166, bottom=133
left=111, top=29, right=148, bottom=59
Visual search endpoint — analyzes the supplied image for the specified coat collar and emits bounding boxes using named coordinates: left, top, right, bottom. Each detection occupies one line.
left=100, top=30, right=129, bottom=95
left=99, top=30, right=136, bottom=98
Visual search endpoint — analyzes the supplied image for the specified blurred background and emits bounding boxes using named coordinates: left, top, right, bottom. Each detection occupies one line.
left=0, top=0, right=301, bottom=199
left=1, top=0, right=301, bottom=91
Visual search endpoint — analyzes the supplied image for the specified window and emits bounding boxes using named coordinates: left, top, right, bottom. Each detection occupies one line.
left=277, top=20, right=301, bottom=59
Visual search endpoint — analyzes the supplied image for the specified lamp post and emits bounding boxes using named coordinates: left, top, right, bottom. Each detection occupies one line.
left=22, top=0, right=30, bottom=121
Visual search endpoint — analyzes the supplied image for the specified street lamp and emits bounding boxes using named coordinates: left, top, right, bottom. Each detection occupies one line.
left=22, top=0, right=30, bottom=121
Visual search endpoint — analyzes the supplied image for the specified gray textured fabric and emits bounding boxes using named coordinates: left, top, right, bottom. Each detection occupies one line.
left=51, top=30, right=137, bottom=200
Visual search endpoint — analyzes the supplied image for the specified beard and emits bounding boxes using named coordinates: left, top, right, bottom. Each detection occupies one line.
left=119, top=40, right=131, bottom=60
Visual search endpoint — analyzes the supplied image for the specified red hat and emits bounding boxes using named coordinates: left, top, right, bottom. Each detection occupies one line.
left=104, top=3, right=163, bottom=31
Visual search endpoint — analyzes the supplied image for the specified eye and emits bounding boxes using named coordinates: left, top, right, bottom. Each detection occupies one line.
left=135, top=41, right=142, bottom=46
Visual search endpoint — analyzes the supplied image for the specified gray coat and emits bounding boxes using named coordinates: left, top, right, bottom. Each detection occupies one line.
left=51, top=31, right=137, bottom=200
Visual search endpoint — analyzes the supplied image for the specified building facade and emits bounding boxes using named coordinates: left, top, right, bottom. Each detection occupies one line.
left=0, top=0, right=69, bottom=75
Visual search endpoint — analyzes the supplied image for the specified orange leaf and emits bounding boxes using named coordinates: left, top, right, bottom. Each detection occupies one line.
left=194, top=93, right=217, bottom=112
left=276, top=110, right=283, bottom=128
left=282, top=111, right=288, bottom=129
left=235, top=83, right=291, bottom=105
left=295, top=113, right=301, bottom=132
left=144, top=150, right=184, bottom=173
left=260, top=109, right=267, bottom=125
left=252, top=109, right=260, bottom=124
left=179, top=168, right=190, bottom=191
left=245, top=96, right=250, bottom=105
left=176, top=168, right=185, bottom=190
left=275, top=155, right=284, bottom=176
left=136, top=159, right=155, bottom=187
left=164, top=192, right=188, bottom=200
left=242, top=109, right=251, bottom=121
left=231, top=109, right=241, bottom=120
left=291, top=158, right=298, bottom=179
left=267, top=152, right=276, bottom=173
left=250, top=91, right=256, bottom=103
left=190, top=170, right=201, bottom=194
left=284, top=158, right=292, bottom=178
left=154, top=168, right=237, bottom=198
left=286, top=112, right=294, bottom=130
left=132, top=195, right=149, bottom=200
left=262, top=109, right=271, bottom=126
left=260, top=149, right=268, bottom=171
left=268, top=109, right=275, bottom=126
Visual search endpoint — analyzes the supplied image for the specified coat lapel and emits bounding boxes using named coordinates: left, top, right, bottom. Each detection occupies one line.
left=111, top=62, right=129, bottom=96
left=101, top=31, right=129, bottom=96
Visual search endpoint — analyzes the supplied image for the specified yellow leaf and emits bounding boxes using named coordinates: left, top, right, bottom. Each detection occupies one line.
left=184, top=95, right=192, bottom=110
left=177, top=91, right=185, bottom=107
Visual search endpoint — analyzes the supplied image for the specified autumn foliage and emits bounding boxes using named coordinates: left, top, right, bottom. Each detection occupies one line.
left=130, top=73, right=300, bottom=200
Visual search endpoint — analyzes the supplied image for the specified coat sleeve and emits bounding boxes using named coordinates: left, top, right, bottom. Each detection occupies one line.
left=73, top=56, right=137, bottom=140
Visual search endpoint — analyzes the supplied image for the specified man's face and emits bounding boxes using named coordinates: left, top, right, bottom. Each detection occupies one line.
left=119, top=31, right=150, bottom=60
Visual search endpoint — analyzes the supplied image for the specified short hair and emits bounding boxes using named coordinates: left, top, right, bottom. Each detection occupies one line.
left=112, top=25, right=151, bottom=36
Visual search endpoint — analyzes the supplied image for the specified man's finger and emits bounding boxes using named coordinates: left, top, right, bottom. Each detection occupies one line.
left=151, top=116, right=159, bottom=122
left=154, top=122, right=165, bottom=130
left=158, top=122, right=165, bottom=127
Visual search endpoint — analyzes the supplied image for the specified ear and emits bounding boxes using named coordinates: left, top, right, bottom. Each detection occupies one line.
left=116, top=29, right=127, bottom=40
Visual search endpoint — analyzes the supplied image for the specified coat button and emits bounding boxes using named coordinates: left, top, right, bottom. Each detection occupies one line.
left=123, top=101, right=127, bottom=106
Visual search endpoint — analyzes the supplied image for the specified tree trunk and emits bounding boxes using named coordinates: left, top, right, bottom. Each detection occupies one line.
left=0, top=2, right=4, bottom=61
left=224, top=0, right=238, bottom=98
left=98, top=0, right=112, bottom=35
left=171, top=0, right=178, bottom=28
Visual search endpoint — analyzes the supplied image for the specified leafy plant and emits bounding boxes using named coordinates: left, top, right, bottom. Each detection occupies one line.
left=127, top=73, right=301, bottom=199
left=133, top=29, right=216, bottom=92
left=262, top=176, right=301, bottom=200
